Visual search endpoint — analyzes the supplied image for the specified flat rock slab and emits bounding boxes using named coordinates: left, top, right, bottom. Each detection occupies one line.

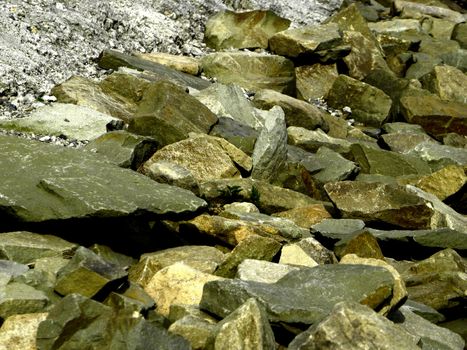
left=0, top=135, right=206, bottom=224
left=201, top=264, right=395, bottom=325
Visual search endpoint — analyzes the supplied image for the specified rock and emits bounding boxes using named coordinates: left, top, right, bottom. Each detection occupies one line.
left=403, top=299, right=446, bottom=323
left=54, top=246, right=127, bottom=298
left=351, top=143, right=431, bottom=177
left=127, top=80, right=218, bottom=146
left=288, top=126, right=352, bottom=154
left=311, top=218, right=366, bottom=241
left=439, top=319, right=467, bottom=348
left=251, top=106, right=287, bottom=182
left=311, top=146, right=360, bottom=184
left=223, top=202, right=260, bottom=214
left=441, top=48, right=467, bottom=73
left=143, top=262, right=223, bottom=317
left=405, top=52, right=443, bottom=80
left=0, top=231, right=76, bottom=265
left=288, top=301, right=420, bottom=350
left=168, top=315, right=216, bottom=350
left=407, top=141, right=467, bottom=168
left=420, top=65, right=467, bottom=104
left=204, top=10, right=290, bottom=50
left=421, top=17, right=457, bottom=40
left=0, top=282, right=48, bottom=319
left=168, top=304, right=218, bottom=324
left=214, top=234, right=282, bottom=278
left=201, top=264, right=396, bottom=324
left=393, top=0, right=466, bottom=23
left=381, top=132, right=437, bottom=153
left=295, top=63, right=339, bottom=101
left=335, top=231, right=385, bottom=260
left=201, top=51, right=296, bottom=95
left=132, top=52, right=200, bottom=75
left=0, top=260, right=29, bottom=280
left=210, top=117, right=258, bottom=155
left=369, top=18, right=422, bottom=34
left=280, top=237, right=336, bottom=267
left=0, top=135, right=206, bottom=225
left=272, top=204, right=332, bottom=229
left=443, top=133, right=467, bottom=148
left=326, top=75, right=392, bottom=127
left=207, top=298, right=275, bottom=350
left=324, top=181, right=434, bottom=229
left=0, top=312, right=48, bottom=350
left=236, top=259, right=300, bottom=284
left=269, top=22, right=342, bottom=58
left=98, top=49, right=210, bottom=91
left=452, top=22, right=467, bottom=49
left=400, top=94, right=467, bottom=138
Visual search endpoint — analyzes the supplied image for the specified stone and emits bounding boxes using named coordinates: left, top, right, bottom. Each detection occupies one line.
left=143, top=262, right=223, bottom=317
left=381, top=132, right=437, bottom=153
left=324, top=181, right=434, bottom=229
left=407, top=141, right=467, bottom=167
left=269, top=22, right=342, bottom=58
left=253, top=89, right=329, bottom=131
left=326, top=75, right=392, bottom=127
left=287, top=126, right=352, bottom=154
left=400, top=94, right=467, bottom=138
left=311, top=218, right=366, bottom=241
left=84, top=130, right=159, bottom=170
left=0, top=260, right=29, bottom=279
left=201, top=264, right=396, bottom=324
left=350, top=143, right=432, bottom=177
left=421, top=17, right=457, bottom=40
left=295, top=63, right=339, bottom=101
left=420, top=65, right=467, bottom=104
left=168, top=304, right=218, bottom=324
left=335, top=231, right=385, bottom=260
left=0, top=312, right=48, bottom=350
left=54, top=246, right=127, bottom=298
left=288, top=301, right=420, bottom=350
left=443, top=133, right=467, bottom=148
left=282, top=237, right=336, bottom=265
left=201, top=51, right=296, bottom=95
left=127, top=80, right=218, bottom=146
left=310, top=146, right=360, bottom=184
left=210, top=117, right=258, bottom=155
left=441, top=48, right=467, bottom=73
left=382, top=122, right=427, bottom=134
left=169, top=315, right=216, bottom=350
left=369, top=19, right=422, bottom=34
left=132, top=52, right=200, bottom=75
left=0, top=282, right=48, bottom=319
left=0, top=231, right=76, bottom=265
left=403, top=299, right=446, bottom=323
left=236, top=259, right=300, bottom=284
left=214, top=234, right=282, bottom=278
left=405, top=52, right=443, bottom=80
left=272, top=204, right=332, bottom=229
left=251, top=106, right=288, bottom=182
left=223, top=202, right=260, bottom=214
left=0, top=135, right=206, bottom=226
left=89, top=244, right=137, bottom=271
left=393, top=0, right=466, bottom=23
left=452, top=22, right=467, bottom=49
left=204, top=10, right=290, bottom=50
left=439, top=319, right=467, bottom=347
left=98, top=49, right=210, bottom=91
left=207, top=298, right=275, bottom=350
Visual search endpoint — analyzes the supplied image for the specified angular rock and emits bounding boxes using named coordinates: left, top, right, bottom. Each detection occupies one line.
left=132, top=52, right=200, bottom=75
left=405, top=52, right=443, bottom=80
left=87, top=244, right=135, bottom=272
left=208, top=298, right=275, bottom=350
left=288, top=301, right=420, bottom=350
left=210, top=117, right=258, bottom=155
left=335, top=231, right=385, bottom=260
left=127, top=80, right=218, bottom=146
left=407, top=141, right=467, bottom=167
left=0, top=282, right=48, bottom=319
left=54, top=246, right=127, bottom=298
left=253, top=89, right=328, bottom=131
left=0, top=260, right=29, bottom=280
left=452, top=22, right=467, bottom=49
left=0, top=135, right=207, bottom=225
left=381, top=132, right=437, bottom=153
left=168, top=315, right=216, bottom=350
left=443, top=132, right=467, bottom=148
left=0, top=312, right=48, bottom=350
left=269, top=22, right=342, bottom=58
left=326, top=75, right=392, bottom=127
left=441, top=48, right=467, bottom=73
left=281, top=237, right=336, bottom=266
left=369, top=19, right=422, bottom=35
left=296, top=63, right=339, bottom=101
left=223, top=202, right=260, bottom=214
left=311, top=146, right=360, bottom=184
left=288, top=126, right=352, bottom=154
left=85, top=130, right=159, bottom=170
left=143, top=262, right=223, bottom=317
left=201, top=51, right=296, bottom=95
left=311, top=218, right=366, bottom=241
left=272, top=204, right=331, bottom=229
left=393, top=0, right=466, bottom=24
left=403, top=299, right=446, bottom=323
left=420, top=65, right=467, bottom=105
left=236, top=259, right=300, bottom=284
left=205, top=10, right=290, bottom=50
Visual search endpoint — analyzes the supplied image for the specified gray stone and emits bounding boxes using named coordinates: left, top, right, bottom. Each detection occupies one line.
left=420, top=65, right=467, bottom=104
left=0, top=260, right=28, bottom=279
left=89, top=244, right=136, bottom=271
left=382, top=122, right=427, bottom=134
left=0, top=282, right=48, bottom=319
left=85, top=130, right=159, bottom=170
left=441, top=48, right=467, bottom=73
left=236, top=259, right=300, bottom=284
left=403, top=299, right=446, bottom=323
left=223, top=202, right=260, bottom=214
left=311, top=218, right=366, bottom=240
left=381, top=132, right=437, bottom=153
left=280, top=237, right=336, bottom=266
left=287, top=126, right=352, bottom=154
left=407, top=141, right=467, bottom=167
left=295, top=63, right=339, bottom=101
left=393, top=0, right=466, bottom=24
left=312, top=147, right=360, bottom=184
left=210, top=117, right=258, bottom=155
left=369, top=19, right=422, bottom=34
left=406, top=52, right=443, bottom=80
left=132, top=52, right=200, bottom=76
left=0, top=135, right=207, bottom=224
left=201, top=264, right=396, bottom=324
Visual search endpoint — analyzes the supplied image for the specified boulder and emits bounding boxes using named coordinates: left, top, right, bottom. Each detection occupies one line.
left=381, top=132, right=437, bottom=154
left=272, top=204, right=332, bottom=229
left=310, top=146, right=360, bottom=184
left=287, top=126, right=352, bottom=154
left=311, top=218, right=366, bottom=241
left=0, top=282, right=49, bottom=319
left=452, top=22, right=467, bottom=49
left=420, top=65, right=467, bottom=104
left=210, top=117, right=258, bottom=155
left=0, top=312, right=48, bottom=350
left=236, top=259, right=300, bottom=284
left=407, top=141, right=467, bottom=167
left=295, top=63, right=339, bottom=101
left=335, top=231, right=385, bottom=260
left=392, top=0, right=466, bottom=23
left=279, top=237, right=336, bottom=267
left=168, top=315, right=216, bottom=350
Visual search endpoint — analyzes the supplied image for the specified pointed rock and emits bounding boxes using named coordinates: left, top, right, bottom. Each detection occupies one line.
left=0, top=313, right=48, bottom=350
left=236, top=259, right=300, bottom=284
left=132, top=52, right=200, bottom=75
left=420, top=65, right=467, bottom=104
left=296, top=63, right=339, bottom=101
left=288, top=126, right=352, bottom=154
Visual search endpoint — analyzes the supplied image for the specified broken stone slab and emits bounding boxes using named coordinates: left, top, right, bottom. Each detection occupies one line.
left=369, top=18, right=422, bottom=34
left=381, top=132, right=437, bottom=154
left=310, top=146, right=360, bottom=184
left=326, top=75, right=392, bottom=127
left=168, top=315, right=217, bottom=350
left=382, top=122, right=428, bottom=134
left=0, top=260, right=29, bottom=280
left=207, top=298, right=275, bottom=350
left=0, top=231, right=77, bottom=265
left=201, top=264, right=396, bottom=325
left=279, top=238, right=335, bottom=267
left=295, top=63, right=339, bottom=101
left=0, top=135, right=207, bottom=225
left=407, top=141, right=467, bottom=168
left=98, top=49, right=210, bottom=91
left=269, top=22, right=342, bottom=58
left=84, top=130, right=159, bottom=170
left=287, top=126, right=352, bottom=154
left=421, top=16, right=457, bottom=40
left=132, top=52, right=200, bottom=75
left=0, top=312, right=48, bottom=350
left=0, top=103, right=117, bottom=141
left=127, top=80, right=218, bottom=146
left=452, top=22, right=467, bottom=49
left=403, top=299, right=446, bottom=323
left=288, top=301, right=420, bottom=350
left=0, top=282, right=49, bottom=319
left=405, top=52, right=444, bottom=80
left=441, top=48, right=467, bottom=73
left=311, top=218, right=366, bottom=241
left=210, top=117, right=258, bottom=155
left=420, top=65, right=467, bottom=104
left=271, top=204, right=332, bottom=229
left=204, top=10, right=290, bottom=50
left=89, top=244, right=137, bottom=271
left=236, top=259, right=300, bottom=284
left=54, top=246, right=127, bottom=298
left=200, top=51, right=296, bottom=95
left=334, top=231, right=385, bottom=260
left=393, top=0, right=466, bottom=23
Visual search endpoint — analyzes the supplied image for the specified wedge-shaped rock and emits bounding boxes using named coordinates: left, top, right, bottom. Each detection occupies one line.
left=140, top=134, right=251, bottom=182
left=393, top=0, right=466, bottom=23
left=269, top=22, right=342, bottom=58
left=311, top=218, right=366, bottom=241
left=201, top=51, right=295, bottom=95
left=0, top=135, right=206, bottom=224
left=127, top=80, right=218, bottom=146
left=288, top=302, right=420, bottom=350
left=326, top=75, right=392, bottom=127
left=210, top=117, right=259, bottom=155
left=420, top=65, right=467, bottom=104
left=236, top=259, right=300, bottom=284
left=207, top=298, right=275, bottom=350
left=85, top=130, right=159, bottom=170
left=132, top=52, right=200, bottom=75
left=169, top=315, right=216, bottom=350
left=0, top=282, right=48, bottom=319
left=272, top=204, right=331, bottom=229
left=280, top=237, right=336, bottom=267
left=381, top=132, right=437, bottom=154
left=296, top=63, right=339, bottom=101
left=55, top=247, right=127, bottom=298
left=407, top=141, right=467, bottom=167
left=335, top=231, right=384, bottom=260
left=205, top=10, right=290, bottom=50
left=309, top=146, right=359, bottom=184
left=325, top=181, right=434, bottom=229
left=400, top=94, right=467, bottom=138
left=288, top=126, right=352, bottom=154
left=0, top=231, right=76, bottom=265
left=0, top=312, right=48, bottom=350
left=253, top=89, right=328, bottom=131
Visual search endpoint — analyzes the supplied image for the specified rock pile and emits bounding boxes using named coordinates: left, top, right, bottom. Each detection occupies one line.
left=0, top=0, right=467, bottom=349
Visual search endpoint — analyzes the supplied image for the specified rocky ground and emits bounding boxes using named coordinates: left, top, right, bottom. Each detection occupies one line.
left=0, top=0, right=467, bottom=349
